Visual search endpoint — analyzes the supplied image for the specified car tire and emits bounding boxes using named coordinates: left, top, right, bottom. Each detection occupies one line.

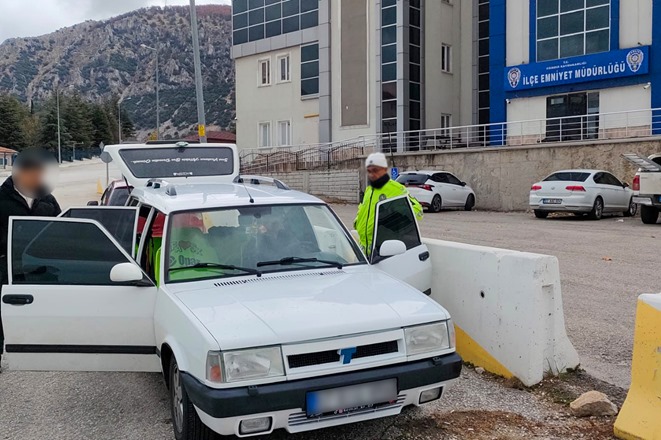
left=431, top=195, right=442, bottom=213
left=641, top=205, right=660, bottom=224
left=170, top=356, right=216, bottom=440
left=464, top=194, right=475, bottom=211
left=623, top=198, right=637, bottom=217
left=588, top=197, right=604, bottom=220
left=534, top=210, right=548, bottom=219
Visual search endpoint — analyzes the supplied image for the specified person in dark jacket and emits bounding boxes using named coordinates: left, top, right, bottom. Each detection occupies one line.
left=0, top=148, right=61, bottom=368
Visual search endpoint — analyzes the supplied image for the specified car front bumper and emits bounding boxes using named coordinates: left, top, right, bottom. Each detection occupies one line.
left=181, top=353, right=462, bottom=437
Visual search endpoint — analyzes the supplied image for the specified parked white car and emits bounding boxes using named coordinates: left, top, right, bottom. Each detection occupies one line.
left=396, top=171, right=476, bottom=213
left=529, top=169, right=636, bottom=220
left=1, top=143, right=462, bottom=439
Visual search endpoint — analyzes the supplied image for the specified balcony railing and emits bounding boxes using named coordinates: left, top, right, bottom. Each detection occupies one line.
left=240, top=108, right=661, bottom=173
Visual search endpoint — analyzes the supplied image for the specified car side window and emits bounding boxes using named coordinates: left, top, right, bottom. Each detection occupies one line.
left=61, top=207, right=138, bottom=255
left=433, top=173, right=449, bottom=183
left=373, top=197, right=422, bottom=257
left=593, top=173, right=604, bottom=184
left=446, top=174, right=462, bottom=186
left=11, top=219, right=132, bottom=286
left=604, top=173, right=622, bottom=186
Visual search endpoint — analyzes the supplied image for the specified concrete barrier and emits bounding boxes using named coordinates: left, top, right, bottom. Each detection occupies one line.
left=614, top=293, right=661, bottom=440
left=423, top=238, right=579, bottom=387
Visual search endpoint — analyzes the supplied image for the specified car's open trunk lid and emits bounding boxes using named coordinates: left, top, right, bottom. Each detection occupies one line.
left=102, top=143, right=240, bottom=188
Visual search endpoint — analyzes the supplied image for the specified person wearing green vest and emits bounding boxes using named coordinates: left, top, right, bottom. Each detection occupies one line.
left=354, top=152, right=423, bottom=256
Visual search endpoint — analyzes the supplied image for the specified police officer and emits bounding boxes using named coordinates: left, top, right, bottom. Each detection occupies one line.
left=0, top=148, right=61, bottom=368
left=354, top=153, right=422, bottom=256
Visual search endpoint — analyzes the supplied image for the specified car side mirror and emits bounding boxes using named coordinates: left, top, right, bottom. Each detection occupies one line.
left=378, top=240, right=407, bottom=258
left=87, top=200, right=99, bottom=206
left=623, top=182, right=630, bottom=188
left=461, top=182, right=467, bottom=187
left=110, top=263, right=149, bottom=285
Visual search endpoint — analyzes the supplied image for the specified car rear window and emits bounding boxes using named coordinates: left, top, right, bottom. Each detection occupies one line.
left=396, top=174, right=429, bottom=185
left=543, top=172, right=590, bottom=182
left=118, top=146, right=234, bottom=179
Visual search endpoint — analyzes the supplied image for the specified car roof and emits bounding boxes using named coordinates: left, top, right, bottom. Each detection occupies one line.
left=400, top=170, right=450, bottom=175
left=131, top=182, right=324, bottom=214
left=549, top=169, right=604, bottom=174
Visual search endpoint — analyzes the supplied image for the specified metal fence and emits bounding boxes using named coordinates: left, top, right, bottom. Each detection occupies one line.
left=240, top=108, right=661, bottom=173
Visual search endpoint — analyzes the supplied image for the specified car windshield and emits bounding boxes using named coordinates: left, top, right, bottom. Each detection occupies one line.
left=396, top=174, right=429, bottom=185
left=165, top=204, right=366, bottom=283
left=544, top=172, right=590, bottom=182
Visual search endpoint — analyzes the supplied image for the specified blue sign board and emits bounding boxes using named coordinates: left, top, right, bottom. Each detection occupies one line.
left=390, top=167, right=399, bottom=180
left=504, top=46, right=650, bottom=92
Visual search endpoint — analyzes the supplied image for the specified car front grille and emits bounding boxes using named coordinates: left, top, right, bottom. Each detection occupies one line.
left=288, top=340, right=399, bottom=369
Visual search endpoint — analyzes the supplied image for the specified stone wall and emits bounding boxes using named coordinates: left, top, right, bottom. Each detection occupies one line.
left=270, top=169, right=362, bottom=203
left=267, top=138, right=661, bottom=211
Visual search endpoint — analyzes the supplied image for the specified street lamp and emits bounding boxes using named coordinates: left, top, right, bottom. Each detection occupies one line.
left=141, top=43, right=161, bottom=140
left=189, top=0, right=207, bottom=143
left=118, top=96, right=131, bottom=144
left=56, top=85, right=74, bottom=164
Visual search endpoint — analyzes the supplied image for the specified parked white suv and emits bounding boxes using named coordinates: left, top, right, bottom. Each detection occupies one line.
left=1, top=143, right=461, bottom=439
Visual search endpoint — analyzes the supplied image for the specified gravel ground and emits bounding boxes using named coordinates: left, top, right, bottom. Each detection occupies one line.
left=331, top=204, right=657, bottom=389
left=0, top=163, right=629, bottom=439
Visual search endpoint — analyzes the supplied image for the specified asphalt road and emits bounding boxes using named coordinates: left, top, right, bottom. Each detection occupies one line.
left=0, top=161, right=646, bottom=439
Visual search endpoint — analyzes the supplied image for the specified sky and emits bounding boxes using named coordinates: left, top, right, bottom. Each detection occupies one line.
left=0, top=0, right=231, bottom=43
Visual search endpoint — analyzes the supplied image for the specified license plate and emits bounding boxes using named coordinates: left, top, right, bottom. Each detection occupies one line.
left=306, top=379, right=398, bottom=417
left=542, top=198, right=562, bottom=205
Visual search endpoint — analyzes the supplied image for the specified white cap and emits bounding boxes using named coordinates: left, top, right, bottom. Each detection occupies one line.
left=365, top=152, right=388, bottom=169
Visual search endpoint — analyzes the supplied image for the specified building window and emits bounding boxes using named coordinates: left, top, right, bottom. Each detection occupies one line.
left=536, top=0, right=610, bottom=62
left=301, top=43, right=319, bottom=97
left=258, top=122, right=271, bottom=147
left=441, top=44, right=452, bottom=73
left=277, top=120, right=292, bottom=146
left=233, top=0, right=320, bottom=45
left=440, top=114, right=452, bottom=134
left=545, top=92, right=599, bottom=141
left=477, top=0, right=490, bottom=134
left=277, top=54, right=291, bottom=83
left=408, top=0, right=423, bottom=132
left=381, top=0, right=398, bottom=133
left=259, top=58, right=271, bottom=86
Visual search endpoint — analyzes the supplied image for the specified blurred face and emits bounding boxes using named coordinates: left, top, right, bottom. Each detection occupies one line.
left=14, top=167, right=45, bottom=195
left=367, top=166, right=388, bottom=182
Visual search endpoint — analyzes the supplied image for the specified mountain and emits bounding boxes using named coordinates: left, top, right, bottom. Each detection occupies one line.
left=0, top=5, right=235, bottom=140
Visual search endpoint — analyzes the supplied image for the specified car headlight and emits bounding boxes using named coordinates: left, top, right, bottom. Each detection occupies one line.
left=206, top=347, right=285, bottom=383
left=404, top=321, right=454, bottom=356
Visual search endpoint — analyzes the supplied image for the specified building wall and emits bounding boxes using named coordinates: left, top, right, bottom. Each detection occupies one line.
left=329, top=0, right=379, bottom=142
left=505, top=0, right=529, bottom=66
left=425, top=0, right=473, bottom=129
left=235, top=48, right=320, bottom=150
left=269, top=169, right=361, bottom=203
left=620, top=0, right=652, bottom=48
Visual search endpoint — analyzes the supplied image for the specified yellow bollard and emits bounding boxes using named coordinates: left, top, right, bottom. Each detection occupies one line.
left=97, top=178, right=104, bottom=195
left=614, top=293, right=661, bottom=440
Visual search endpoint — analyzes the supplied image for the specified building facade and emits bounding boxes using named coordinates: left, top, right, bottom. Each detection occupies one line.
left=492, top=0, right=661, bottom=143
left=231, top=0, right=475, bottom=151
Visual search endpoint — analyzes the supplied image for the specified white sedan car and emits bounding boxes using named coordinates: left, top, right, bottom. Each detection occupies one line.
left=396, top=171, right=476, bottom=213
left=530, top=170, right=636, bottom=220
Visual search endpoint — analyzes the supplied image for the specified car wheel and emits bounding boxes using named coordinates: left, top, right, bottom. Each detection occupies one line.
left=641, top=205, right=660, bottom=224
left=589, top=197, right=604, bottom=220
left=464, top=194, right=475, bottom=211
left=170, top=357, right=216, bottom=440
left=623, top=198, right=637, bottom=217
left=534, top=210, right=548, bottom=219
left=431, top=195, right=442, bottom=213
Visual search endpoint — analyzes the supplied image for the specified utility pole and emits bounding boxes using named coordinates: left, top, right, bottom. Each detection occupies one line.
left=141, top=44, right=161, bottom=140
left=190, top=0, right=207, bottom=143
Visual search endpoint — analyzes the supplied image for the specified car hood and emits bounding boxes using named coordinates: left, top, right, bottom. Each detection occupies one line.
left=170, top=267, right=449, bottom=350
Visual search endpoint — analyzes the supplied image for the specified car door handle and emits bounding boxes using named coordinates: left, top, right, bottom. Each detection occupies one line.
left=419, top=251, right=430, bottom=261
left=2, top=295, right=34, bottom=306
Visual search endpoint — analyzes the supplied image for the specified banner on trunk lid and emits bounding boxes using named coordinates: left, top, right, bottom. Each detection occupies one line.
left=119, top=147, right=234, bottom=178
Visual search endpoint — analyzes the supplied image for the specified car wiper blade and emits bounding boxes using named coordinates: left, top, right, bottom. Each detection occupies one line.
left=256, top=257, right=343, bottom=269
left=169, top=262, right=262, bottom=277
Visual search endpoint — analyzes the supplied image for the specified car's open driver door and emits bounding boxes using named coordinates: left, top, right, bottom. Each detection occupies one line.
left=370, top=195, right=432, bottom=294
left=1, top=217, right=159, bottom=372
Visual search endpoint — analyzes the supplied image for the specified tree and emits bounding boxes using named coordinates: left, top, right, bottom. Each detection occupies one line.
left=120, top=107, right=135, bottom=140
left=0, top=95, right=27, bottom=149
left=63, top=94, right=93, bottom=147
left=90, top=103, right=113, bottom=147
left=39, top=96, right=71, bottom=151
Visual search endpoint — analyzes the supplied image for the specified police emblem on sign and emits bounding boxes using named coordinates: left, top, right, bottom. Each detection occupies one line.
left=507, top=67, right=521, bottom=88
left=626, top=49, right=644, bottom=73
